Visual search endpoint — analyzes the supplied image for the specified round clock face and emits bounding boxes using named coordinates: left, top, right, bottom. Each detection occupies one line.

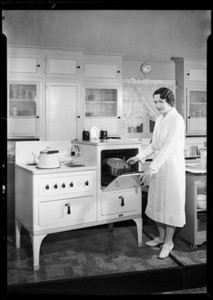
left=141, top=63, right=152, bottom=74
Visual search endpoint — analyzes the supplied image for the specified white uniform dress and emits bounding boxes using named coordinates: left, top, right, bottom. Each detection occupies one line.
left=137, top=108, right=186, bottom=227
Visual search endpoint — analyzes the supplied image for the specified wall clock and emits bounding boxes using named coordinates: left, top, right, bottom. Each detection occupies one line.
left=140, top=63, right=152, bottom=75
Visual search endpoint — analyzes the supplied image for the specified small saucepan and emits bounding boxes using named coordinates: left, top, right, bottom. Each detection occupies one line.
left=106, top=157, right=131, bottom=176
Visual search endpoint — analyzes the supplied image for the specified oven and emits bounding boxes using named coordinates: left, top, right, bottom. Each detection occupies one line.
left=73, top=140, right=143, bottom=245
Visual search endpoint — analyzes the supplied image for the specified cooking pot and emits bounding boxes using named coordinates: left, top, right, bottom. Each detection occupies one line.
left=106, top=157, right=131, bottom=176
left=33, top=147, right=60, bottom=169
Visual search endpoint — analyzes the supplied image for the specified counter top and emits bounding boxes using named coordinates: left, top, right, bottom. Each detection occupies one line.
left=15, top=160, right=97, bottom=175
left=185, top=162, right=206, bottom=174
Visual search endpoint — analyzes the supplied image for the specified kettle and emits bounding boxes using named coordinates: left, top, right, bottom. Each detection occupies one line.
left=33, top=147, right=60, bottom=169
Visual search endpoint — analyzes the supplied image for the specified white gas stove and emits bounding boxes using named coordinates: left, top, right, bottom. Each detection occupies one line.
left=15, top=140, right=143, bottom=271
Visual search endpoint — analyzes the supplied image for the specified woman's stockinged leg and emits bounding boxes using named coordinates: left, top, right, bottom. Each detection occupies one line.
left=164, top=225, right=176, bottom=245
left=156, top=222, right=165, bottom=241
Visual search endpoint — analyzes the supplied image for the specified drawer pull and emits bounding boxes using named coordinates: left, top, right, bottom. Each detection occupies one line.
left=119, top=196, right=125, bottom=206
left=65, top=203, right=71, bottom=214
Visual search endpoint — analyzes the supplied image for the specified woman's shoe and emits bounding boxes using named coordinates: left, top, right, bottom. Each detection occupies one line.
left=158, top=242, right=174, bottom=259
left=146, top=237, right=164, bottom=247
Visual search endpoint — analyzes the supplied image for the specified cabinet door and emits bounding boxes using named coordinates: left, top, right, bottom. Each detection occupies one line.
left=83, top=83, right=122, bottom=136
left=45, top=51, right=82, bottom=79
left=7, top=48, right=42, bottom=78
left=84, top=54, right=122, bottom=81
left=186, top=86, right=206, bottom=135
left=185, top=61, right=207, bottom=85
left=7, top=80, right=41, bottom=138
left=45, top=81, right=80, bottom=141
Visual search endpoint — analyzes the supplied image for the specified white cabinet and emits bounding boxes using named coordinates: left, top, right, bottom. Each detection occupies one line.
left=7, top=47, right=43, bottom=138
left=178, top=172, right=206, bottom=249
left=82, top=82, right=122, bottom=136
left=45, top=50, right=82, bottom=79
left=7, top=80, right=42, bottom=138
left=7, top=47, right=43, bottom=78
left=45, top=81, right=81, bottom=141
left=83, top=54, right=122, bottom=81
left=82, top=54, right=123, bottom=136
left=172, top=57, right=206, bottom=136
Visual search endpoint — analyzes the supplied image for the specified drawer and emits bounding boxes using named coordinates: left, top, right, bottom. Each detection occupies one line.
left=38, top=196, right=95, bottom=226
left=101, top=189, right=141, bottom=216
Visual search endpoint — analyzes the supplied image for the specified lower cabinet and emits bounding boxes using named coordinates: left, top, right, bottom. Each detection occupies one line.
left=178, top=172, right=206, bottom=249
left=101, top=189, right=141, bottom=217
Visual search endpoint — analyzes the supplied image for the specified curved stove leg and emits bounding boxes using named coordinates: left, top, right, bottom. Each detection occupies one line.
left=30, top=234, right=47, bottom=271
left=133, top=217, right=143, bottom=247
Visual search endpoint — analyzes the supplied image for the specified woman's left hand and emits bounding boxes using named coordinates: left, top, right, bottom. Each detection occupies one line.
left=140, top=168, right=157, bottom=186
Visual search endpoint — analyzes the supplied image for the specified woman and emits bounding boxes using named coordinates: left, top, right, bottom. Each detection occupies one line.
left=127, top=87, right=186, bottom=259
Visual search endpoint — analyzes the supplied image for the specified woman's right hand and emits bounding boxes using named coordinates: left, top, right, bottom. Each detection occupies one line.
left=127, top=156, right=139, bottom=166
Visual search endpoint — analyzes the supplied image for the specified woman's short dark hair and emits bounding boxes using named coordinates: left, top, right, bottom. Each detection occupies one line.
left=153, top=87, right=175, bottom=107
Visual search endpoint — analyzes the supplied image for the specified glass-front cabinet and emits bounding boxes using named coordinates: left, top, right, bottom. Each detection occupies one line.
left=186, top=86, right=206, bottom=135
left=83, top=83, right=122, bottom=136
left=8, top=81, right=41, bottom=138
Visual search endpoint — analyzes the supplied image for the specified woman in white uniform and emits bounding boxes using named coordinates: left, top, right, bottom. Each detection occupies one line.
left=127, top=87, right=185, bottom=259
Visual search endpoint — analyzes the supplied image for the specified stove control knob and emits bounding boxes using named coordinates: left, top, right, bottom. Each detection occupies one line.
left=54, top=184, right=58, bottom=189
left=62, top=183, right=66, bottom=188
left=45, top=184, right=49, bottom=190
left=70, top=182, right=73, bottom=187
left=85, top=181, right=89, bottom=186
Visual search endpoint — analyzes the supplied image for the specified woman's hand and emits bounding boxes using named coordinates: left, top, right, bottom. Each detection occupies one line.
left=127, top=156, right=139, bottom=166
left=140, top=168, right=158, bottom=186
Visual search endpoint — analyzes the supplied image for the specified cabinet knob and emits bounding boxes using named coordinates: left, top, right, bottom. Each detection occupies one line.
left=77, top=116, right=80, bottom=118
left=37, top=64, right=40, bottom=67
left=36, top=116, right=39, bottom=118
left=187, top=73, right=190, bottom=75
left=117, top=70, right=120, bottom=73
left=118, top=116, right=121, bottom=119
left=77, top=66, right=80, bottom=69
left=188, top=116, right=191, bottom=119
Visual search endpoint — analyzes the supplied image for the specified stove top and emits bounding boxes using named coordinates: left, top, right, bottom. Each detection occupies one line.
left=16, top=160, right=97, bottom=175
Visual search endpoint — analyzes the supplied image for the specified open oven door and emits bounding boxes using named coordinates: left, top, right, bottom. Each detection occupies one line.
left=102, top=172, right=143, bottom=192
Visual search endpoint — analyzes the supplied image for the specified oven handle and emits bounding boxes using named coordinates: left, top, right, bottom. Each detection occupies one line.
left=65, top=203, right=71, bottom=214
left=119, top=196, right=125, bottom=206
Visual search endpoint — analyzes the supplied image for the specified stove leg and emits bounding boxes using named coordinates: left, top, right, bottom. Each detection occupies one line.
left=133, top=217, right=143, bottom=247
left=30, top=234, right=47, bottom=271
left=108, top=223, right=114, bottom=231
left=15, top=220, right=22, bottom=248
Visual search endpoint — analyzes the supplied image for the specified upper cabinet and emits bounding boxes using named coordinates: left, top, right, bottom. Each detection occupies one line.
left=83, top=54, right=122, bottom=82
left=172, top=58, right=207, bottom=136
left=45, top=50, right=82, bottom=79
left=82, top=54, right=123, bottom=136
left=7, top=47, right=43, bottom=78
